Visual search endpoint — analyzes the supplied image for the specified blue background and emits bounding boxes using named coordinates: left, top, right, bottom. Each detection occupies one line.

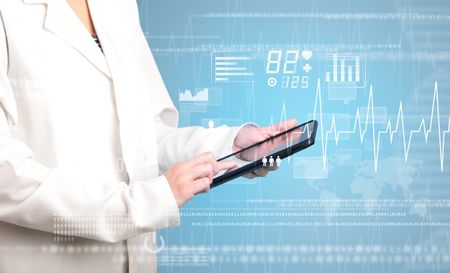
left=138, top=0, right=450, bottom=272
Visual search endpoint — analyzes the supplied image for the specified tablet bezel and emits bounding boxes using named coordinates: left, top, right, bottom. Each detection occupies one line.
left=211, top=119, right=318, bottom=188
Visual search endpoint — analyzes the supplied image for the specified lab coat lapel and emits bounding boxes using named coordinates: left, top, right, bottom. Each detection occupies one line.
left=22, top=0, right=112, bottom=78
left=88, top=0, right=143, bottom=182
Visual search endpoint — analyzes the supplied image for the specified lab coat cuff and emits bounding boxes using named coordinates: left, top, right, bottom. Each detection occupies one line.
left=132, top=175, right=180, bottom=230
left=151, top=175, right=180, bottom=228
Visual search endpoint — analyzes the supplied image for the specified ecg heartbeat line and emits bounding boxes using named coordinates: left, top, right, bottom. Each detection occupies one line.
left=272, top=80, right=450, bottom=172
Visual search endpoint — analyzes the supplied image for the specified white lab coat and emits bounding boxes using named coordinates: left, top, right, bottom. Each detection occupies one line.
left=0, top=0, right=239, bottom=272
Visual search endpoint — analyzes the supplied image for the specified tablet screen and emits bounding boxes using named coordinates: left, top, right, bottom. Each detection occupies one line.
left=212, top=120, right=317, bottom=187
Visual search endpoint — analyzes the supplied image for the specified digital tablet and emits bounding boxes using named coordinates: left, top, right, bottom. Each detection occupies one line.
left=211, top=119, right=318, bottom=188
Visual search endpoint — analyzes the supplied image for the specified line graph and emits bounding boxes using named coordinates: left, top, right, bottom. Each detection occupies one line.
left=273, top=80, right=450, bottom=172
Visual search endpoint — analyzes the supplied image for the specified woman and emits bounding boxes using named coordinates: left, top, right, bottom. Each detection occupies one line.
left=0, top=0, right=296, bottom=272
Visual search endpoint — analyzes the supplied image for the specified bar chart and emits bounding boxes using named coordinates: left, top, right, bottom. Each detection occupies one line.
left=325, top=54, right=365, bottom=86
left=325, top=53, right=366, bottom=103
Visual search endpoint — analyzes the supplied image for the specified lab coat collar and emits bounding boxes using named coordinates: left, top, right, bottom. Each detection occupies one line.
left=23, top=0, right=113, bottom=79
left=24, top=0, right=145, bottom=182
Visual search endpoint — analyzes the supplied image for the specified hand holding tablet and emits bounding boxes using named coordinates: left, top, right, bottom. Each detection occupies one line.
left=212, top=119, right=318, bottom=188
left=232, top=118, right=298, bottom=178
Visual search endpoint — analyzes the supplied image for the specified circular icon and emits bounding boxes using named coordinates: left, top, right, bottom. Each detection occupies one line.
left=144, top=234, right=166, bottom=254
left=267, top=77, right=277, bottom=87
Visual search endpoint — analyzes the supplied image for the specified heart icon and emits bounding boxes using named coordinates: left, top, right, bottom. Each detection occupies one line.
left=301, top=50, right=313, bottom=60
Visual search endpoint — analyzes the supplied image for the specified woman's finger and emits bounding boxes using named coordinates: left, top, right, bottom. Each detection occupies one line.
left=188, top=162, right=214, bottom=180
left=243, top=172, right=257, bottom=179
left=213, top=160, right=237, bottom=174
left=266, top=118, right=298, bottom=135
left=184, top=152, right=216, bottom=169
left=191, top=177, right=212, bottom=194
left=254, top=167, right=270, bottom=177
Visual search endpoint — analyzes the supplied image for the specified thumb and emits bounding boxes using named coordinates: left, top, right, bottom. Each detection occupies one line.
left=266, top=118, right=298, bottom=135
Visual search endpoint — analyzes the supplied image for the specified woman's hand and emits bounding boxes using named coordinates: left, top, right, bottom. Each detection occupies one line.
left=233, top=118, right=298, bottom=178
left=164, top=152, right=236, bottom=207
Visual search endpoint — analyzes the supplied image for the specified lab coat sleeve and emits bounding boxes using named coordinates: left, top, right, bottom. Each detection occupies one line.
left=155, top=124, right=243, bottom=173
left=0, top=14, right=179, bottom=243
left=129, top=4, right=245, bottom=172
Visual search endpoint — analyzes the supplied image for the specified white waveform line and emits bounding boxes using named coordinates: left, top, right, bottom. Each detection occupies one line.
left=310, top=79, right=450, bottom=172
